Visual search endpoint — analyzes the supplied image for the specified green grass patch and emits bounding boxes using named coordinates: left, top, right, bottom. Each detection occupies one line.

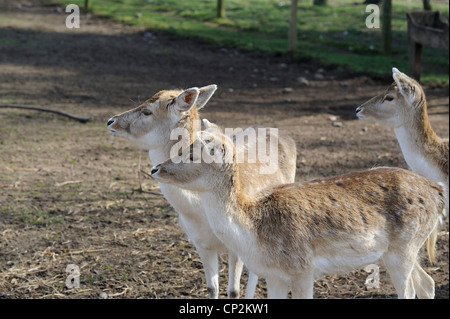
left=60, top=0, right=448, bottom=83
left=21, top=210, right=63, bottom=227
left=0, top=37, right=21, bottom=47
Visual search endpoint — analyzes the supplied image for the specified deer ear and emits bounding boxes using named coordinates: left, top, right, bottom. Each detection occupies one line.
left=197, top=131, right=234, bottom=165
left=392, top=68, right=419, bottom=104
left=202, top=119, right=212, bottom=129
left=175, top=88, right=200, bottom=112
left=196, top=84, right=217, bottom=110
left=202, top=118, right=221, bottom=133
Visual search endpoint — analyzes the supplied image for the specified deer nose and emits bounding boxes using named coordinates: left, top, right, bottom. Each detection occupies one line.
left=107, top=118, right=115, bottom=127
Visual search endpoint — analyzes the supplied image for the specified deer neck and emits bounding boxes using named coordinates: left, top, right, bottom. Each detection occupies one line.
left=199, top=165, right=258, bottom=254
left=148, top=118, right=201, bottom=214
left=393, top=101, right=440, bottom=178
left=148, top=141, right=175, bottom=167
left=148, top=115, right=199, bottom=166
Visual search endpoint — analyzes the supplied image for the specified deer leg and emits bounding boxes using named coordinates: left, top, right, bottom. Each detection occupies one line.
left=245, top=272, right=259, bottom=299
left=196, top=247, right=220, bottom=299
left=291, top=272, right=314, bottom=299
left=227, top=251, right=244, bottom=298
left=411, top=262, right=435, bottom=299
left=382, top=250, right=416, bottom=299
left=266, top=277, right=288, bottom=299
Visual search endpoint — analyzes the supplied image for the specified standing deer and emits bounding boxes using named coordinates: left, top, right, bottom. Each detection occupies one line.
left=107, top=85, right=297, bottom=298
left=151, top=130, right=446, bottom=299
left=356, top=68, right=449, bottom=214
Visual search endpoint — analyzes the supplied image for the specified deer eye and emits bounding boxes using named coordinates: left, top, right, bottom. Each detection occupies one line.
left=142, top=109, right=153, bottom=116
left=167, top=98, right=176, bottom=109
left=384, top=95, right=394, bottom=102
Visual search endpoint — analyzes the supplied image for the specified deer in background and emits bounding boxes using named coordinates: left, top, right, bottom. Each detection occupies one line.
left=107, top=85, right=297, bottom=298
left=356, top=68, right=449, bottom=214
left=151, top=130, right=446, bottom=299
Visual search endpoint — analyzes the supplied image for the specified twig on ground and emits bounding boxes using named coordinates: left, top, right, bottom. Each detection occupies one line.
left=0, top=104, right=89, bottom=123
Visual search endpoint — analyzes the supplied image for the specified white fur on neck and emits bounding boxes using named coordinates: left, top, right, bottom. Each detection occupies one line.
left=148, top=148, right=226, bottom=252
left=148, top=148, right=171, bottom=168
left=393, top=126, right=444, bottom=183
left=199, top=191, right=282, bottom=281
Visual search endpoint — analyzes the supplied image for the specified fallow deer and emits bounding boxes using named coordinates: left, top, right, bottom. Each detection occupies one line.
left=356, top=68, right=449, bottom=214
left=151, top=131, right=446, bottom=299
left=107, top=85, right=297, bottom=298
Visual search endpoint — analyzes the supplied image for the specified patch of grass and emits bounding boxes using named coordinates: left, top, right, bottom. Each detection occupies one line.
left=103, top=264, right=112, bottom=271
left=59, top=0, right=449, bottom=82
left=21, top=210, right=63, bottom=227
left=0, top=37, right=21, bottom=47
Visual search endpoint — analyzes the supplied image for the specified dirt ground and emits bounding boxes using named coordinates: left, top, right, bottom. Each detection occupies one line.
left=0, top=0, right=448, bottom=299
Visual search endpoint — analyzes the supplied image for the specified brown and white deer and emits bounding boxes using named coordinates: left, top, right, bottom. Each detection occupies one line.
left=107, top=85, right=297, bottom=298
left=356, top=68, right=449, bottom=213
left=151, top=131, right=446, bottom=299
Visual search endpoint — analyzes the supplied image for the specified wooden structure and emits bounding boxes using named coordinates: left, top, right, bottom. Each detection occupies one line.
left=407, top=11, right=449, bottom=81
left=288, top=0, right=298, bottom=52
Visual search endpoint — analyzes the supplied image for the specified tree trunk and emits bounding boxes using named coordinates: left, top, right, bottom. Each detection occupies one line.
left=381, top=0, right=392, bottom=54
left=85, top=0, right=91, bottom=11
left=289, top=0, right=299, bottom=52
left=217, top=0, right=225, bottom=18
left=364, top=0, right=381, bottom=4
left=423, top=0, right=432, bottom=11
left=313, top=0, right=327, bottom=5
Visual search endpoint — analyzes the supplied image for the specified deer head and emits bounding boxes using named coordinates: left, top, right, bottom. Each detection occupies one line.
left=107, top=85, right=217, bottom=150
left=356, top=68, right=425, bottom=128
left=151, top=131, right=236, bottom=192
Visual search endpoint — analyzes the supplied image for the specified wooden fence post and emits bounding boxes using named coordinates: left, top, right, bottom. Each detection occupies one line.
left=289, top=0, right=298, bottom=52
left=381, top=0, right=392, bottom=54
left=409, top=41, right=423, bottom=81
left=423, top=0, right=432, bottom=11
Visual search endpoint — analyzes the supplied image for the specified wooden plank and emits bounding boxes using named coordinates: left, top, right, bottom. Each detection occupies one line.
left=407, top=24, right=449, bottom=50
left=406, top=11, right=448, bottom=79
